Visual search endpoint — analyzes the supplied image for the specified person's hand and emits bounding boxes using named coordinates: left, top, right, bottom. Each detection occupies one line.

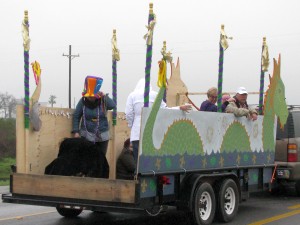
left=227, top=97, right=236, bottom=102
left=251, top=113, right=258, bottom=121
left=99, top=91, right=105, bottom=97
left=248, top=113, right=258, bottom=121
left=180, top=104, right=192, bottom=112
left=74, top=132, right=80, bottom=138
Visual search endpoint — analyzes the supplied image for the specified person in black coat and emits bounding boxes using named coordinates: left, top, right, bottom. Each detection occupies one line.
left=116, top=138, right=135, bottom=180
left=45, top=138, right=109, bottom=178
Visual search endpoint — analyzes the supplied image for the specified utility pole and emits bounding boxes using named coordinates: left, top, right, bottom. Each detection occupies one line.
left=63, top=45, right=79, bottom=108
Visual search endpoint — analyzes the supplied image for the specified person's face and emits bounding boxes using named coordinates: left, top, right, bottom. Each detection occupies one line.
left=208, top=92, right=218, bottom=104
left=87, top=97, right=96, bottom=102
left=222, top=94, right=230, bottom=103
left=236, top=93, right=247, bottom=104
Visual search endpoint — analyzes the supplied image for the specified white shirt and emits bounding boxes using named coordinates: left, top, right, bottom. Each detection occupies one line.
left=125, top=78, right=166, bottom=141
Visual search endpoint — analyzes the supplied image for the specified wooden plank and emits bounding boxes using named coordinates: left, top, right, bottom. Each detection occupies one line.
left=26, top=107, right=73, bottom=174
left=12, top=173, right=137, bottom=203
left=107, top=111, right=130, bottom=179
left=16, top=105, right=25, bottom=173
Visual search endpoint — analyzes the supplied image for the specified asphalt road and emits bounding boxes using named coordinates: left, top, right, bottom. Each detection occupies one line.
left=1, top=186, right=300, bottom=225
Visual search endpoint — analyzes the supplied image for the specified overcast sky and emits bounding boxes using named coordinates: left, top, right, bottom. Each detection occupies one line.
left=1, top=0, right=299, bottom=110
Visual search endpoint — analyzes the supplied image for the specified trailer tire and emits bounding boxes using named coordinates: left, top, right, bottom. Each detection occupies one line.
left=295, top=180, right=300, bottom=197
left=192, top=182, right=216, bottom=225
left=270, top=181, right=286, bottom=195
left=56, top=206, right=83, bottom=218
left=216, top=179, right=239, bottom=222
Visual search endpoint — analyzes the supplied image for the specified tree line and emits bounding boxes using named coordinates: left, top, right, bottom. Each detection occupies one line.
left=0, top=92, right=59, bottom=119
left=0, top=92, right=17, bottom=118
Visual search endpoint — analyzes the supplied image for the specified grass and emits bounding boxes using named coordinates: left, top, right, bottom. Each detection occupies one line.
left=0, top=157, right=15, bottom=186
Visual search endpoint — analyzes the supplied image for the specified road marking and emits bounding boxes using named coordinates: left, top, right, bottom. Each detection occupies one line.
left=288, top=204, right=300, bottom=210
left=0, top=210, right=56, bottom=221
left=248, top=209, right=300, bottom=225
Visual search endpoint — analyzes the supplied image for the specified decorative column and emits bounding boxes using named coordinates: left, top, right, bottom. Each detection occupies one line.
left=111, top=29, right=120, bottom=125
left=157, top=41, right=172, bottom=102
left=258, top=37, right=269, bottom=115
left=22, top=10, right=31, bottom=128
left=217, top=25, right=232, bottom=112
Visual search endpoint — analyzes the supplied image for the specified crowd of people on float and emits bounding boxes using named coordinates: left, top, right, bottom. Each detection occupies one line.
left=69, top=75, right=257, bottom=180
left=200, top=86, right=258, bottom=121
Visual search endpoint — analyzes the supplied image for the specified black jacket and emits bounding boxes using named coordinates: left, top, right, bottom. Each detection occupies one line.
left=116, top=148, right=135, bottom=180
left=45, top=138, right=109, bottom=178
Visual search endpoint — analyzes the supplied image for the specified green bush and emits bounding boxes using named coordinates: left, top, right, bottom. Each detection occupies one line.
left=0, top=118, right=16, bottom=158
left=0, top=157, right=15, bottom=186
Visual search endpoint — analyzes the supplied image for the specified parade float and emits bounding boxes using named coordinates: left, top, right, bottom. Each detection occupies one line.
left=2, top=4, right=288, bottom=225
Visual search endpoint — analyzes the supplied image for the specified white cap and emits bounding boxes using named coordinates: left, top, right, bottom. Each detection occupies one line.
left=236, top=87, right=248, bottom=94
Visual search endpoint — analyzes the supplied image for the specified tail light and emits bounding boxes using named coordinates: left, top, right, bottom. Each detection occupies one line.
left=287, top=144, right=298, bottom=162
left=158, top=175, right=171, bottom=185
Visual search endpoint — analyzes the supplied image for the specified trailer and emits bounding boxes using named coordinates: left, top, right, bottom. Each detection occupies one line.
left=2, top=54, right=289, bottom=225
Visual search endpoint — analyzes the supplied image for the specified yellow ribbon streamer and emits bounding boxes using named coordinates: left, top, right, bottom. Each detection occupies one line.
left=30, top=61, right=42, bottom=105
left=220, top=25, right=233, bottom=50
left=157, top=60, right=167, bottom=87
left=31, top=61, right=41, bottom=85
left=111, top=31, right=120, bottom=61
left=262, top=39, right=269, bottom=72
left=144, top=14, right=156, bottom=46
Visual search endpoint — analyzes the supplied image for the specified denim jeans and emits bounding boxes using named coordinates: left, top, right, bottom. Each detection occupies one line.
left=132, top=140, right=139, bottom=164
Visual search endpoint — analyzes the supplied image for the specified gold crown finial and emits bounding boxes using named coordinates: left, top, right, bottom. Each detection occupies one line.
left=24, top=10, right=28, bottom=22
left=149, top=3, right=153, bottom=13
left=221, top=24, right=224, bottom=29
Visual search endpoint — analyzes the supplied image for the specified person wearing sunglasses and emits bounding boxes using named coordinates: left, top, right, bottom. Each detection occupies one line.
left=200, top=87, right=218, bottom=112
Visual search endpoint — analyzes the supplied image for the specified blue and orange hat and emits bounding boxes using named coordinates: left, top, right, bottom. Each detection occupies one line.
left=82, top=76, right=103, bottom=98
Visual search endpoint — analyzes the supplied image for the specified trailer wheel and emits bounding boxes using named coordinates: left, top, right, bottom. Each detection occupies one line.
left=295, top=180, right=300, bottom=197
left=192, top=182, right=216, bottom=225
left=216, top=179, right=239, bottom=222
left=56, top=206, right=83, bottom=218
